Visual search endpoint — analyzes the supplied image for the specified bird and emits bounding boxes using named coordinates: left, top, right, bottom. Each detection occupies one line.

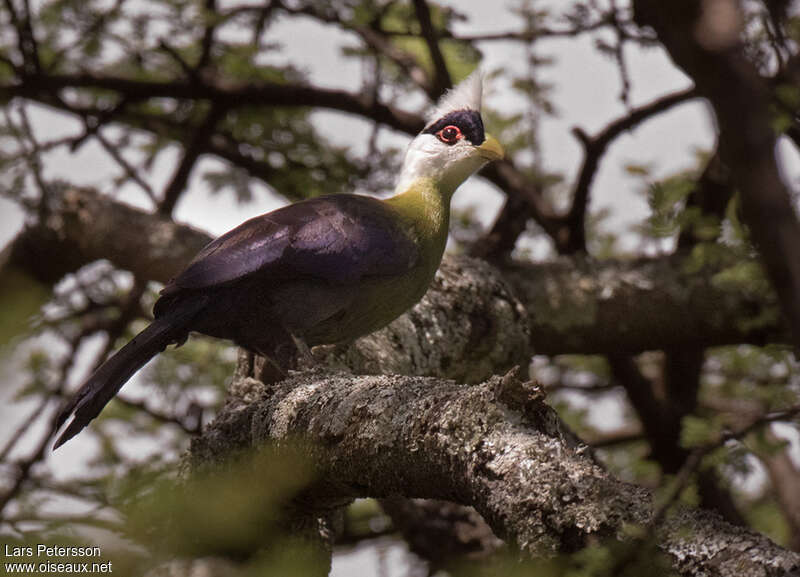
left=53, top=72, right=503, bottom=449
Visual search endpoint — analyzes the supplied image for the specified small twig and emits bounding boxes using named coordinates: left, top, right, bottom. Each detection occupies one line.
left=68, top=97, right=131, bottom=152
left=608, top=0, right=631, bottom=107
left=158, top=103, right=227, bottom=216
left=366, top=53, right=383, bottom=160
left=2, top=0, right=39, bottom=74
left=94, top=128, right=158, bottom=205
left=605, top=402, right=800, bottom=573
left=250, top=0, right=279, bottom=45
left=381, top=20, right=654, bottom=43
left=46, top=0, right=127, bottom=72
left=196, top=0, right=218, bottom=72
left=4, top=104, right=52, bottom=219
left=652, top=403, right=800, bottom=527
left=86, top=278, right=149, bottom=373
left=358, top=24, right=433, bottom=96
left=0, top=396, right=53, bottom=463
left=0, top=420, right=56, bottom=516
left=587, top=428, right=644, bottom=449
left=266, top=0, right=435, bottom=96
left=113, top=395, right=202, bottom=435
left=1, top=514, right=123, bottom=533
left=18, top=0, right=41, bottom=73
left=563, top=86, right=698, bottom=253
left=157, top=39, right=197, bottom=79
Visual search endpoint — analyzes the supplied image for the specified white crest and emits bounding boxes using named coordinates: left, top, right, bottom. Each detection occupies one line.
left=424, top=70, right=483, bottom=127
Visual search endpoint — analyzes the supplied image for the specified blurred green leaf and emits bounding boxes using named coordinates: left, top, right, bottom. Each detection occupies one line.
left=123, top=444, right=315, bottom=562
left=679, top=414, right=724, bottom=449
left=0, top=267, right=49, bottom=348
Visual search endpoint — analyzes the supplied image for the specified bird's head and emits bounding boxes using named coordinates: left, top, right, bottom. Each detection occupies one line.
left=397, top=71, right=504, bottom=196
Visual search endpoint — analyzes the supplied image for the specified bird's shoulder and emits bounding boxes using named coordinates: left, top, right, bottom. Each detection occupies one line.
left=160, top=194, right=419, bottom=297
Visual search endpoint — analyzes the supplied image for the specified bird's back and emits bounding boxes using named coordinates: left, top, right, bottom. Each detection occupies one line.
left=155, top=194, right=431, bottom=354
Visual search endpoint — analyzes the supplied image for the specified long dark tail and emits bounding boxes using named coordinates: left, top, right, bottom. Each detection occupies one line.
left=53, top=298, right=206, bottom=449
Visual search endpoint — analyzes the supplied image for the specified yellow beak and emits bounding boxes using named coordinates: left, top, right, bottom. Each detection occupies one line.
left=478, top=133, right=504, bottom=161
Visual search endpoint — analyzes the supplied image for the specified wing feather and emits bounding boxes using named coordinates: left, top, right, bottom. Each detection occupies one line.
left=160, top=195, right=418, bottom=296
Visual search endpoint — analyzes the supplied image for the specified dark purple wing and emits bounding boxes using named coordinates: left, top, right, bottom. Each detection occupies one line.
left=161, top=195, right=418, bottom=295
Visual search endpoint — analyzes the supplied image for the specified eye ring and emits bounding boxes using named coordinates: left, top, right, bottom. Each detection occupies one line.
left=436, top=125, right=463, bottom=145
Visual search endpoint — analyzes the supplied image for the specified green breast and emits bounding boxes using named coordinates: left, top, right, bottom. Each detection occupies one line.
left=304, top=178, right=451, bottom=344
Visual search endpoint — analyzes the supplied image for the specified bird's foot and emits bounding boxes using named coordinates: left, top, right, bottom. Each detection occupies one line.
left=257, top=355, right=289, bottom=384
left=290, top=334, right=317, bottom=371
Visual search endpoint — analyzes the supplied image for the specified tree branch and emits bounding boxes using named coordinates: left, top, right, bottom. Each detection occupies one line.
left=411, top=0, right=452, bottom=98
left=1, top=188, right=788, bottom=360
left=158, top=103, right=227, bottom=215
left=564, top=86, right=698, bottom=253
left=633, top=0, right=800, bottom=351
left=1, top=70, right=569, bottom=249
left=378, top=498, right=503, bottom=566
left=608, top=351, right=746, bottom=526
left=1, top=72, right=425, bottom=134
left=186, top=368, right=800, bottom=576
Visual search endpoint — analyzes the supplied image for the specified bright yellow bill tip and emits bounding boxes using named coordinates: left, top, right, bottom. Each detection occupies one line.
left=478, top=134, right=504, bottom=161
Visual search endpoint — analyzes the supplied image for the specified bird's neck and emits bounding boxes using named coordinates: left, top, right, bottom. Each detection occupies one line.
left=387, top=177, right=451, bottom=255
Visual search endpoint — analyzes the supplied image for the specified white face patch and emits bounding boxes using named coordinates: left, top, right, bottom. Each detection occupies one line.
left=395, top=69, right=491, bottom=196
left=396, top=133, right=489, bottom=196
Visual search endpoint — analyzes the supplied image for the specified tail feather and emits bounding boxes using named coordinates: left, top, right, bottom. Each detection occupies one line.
left=53, top=298, right=206, bottom=449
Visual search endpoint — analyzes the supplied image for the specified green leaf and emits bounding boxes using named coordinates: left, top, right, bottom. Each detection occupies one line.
left=0, top=267, right=49, bottom=349
left=680, top=414, right=723, bottom=449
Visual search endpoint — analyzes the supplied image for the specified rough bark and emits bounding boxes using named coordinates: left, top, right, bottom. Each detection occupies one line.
left=503, top=256, right=783, bottom=354
left=0, top=188, right=786, bottom=358
left=186, top=368, right=800, bottom=577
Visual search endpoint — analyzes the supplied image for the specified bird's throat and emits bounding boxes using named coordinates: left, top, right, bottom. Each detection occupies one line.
left=387, top=177, right=451, bottom=258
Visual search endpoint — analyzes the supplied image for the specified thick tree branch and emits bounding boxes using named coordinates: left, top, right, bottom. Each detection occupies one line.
left=0, top=188, right=210, bottom=286
left=0, top=73, right=425, bottom=134
left=503, top=255, right=784, bottom=354
left=186, top=369, right=800, bottom=576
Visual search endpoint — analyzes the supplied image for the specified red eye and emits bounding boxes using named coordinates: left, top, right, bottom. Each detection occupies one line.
left=437, top=125, right=462, bottom=144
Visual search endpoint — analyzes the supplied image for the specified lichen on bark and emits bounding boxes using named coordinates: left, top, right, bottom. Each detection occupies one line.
left=188, top=366, right=800, bottom=576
